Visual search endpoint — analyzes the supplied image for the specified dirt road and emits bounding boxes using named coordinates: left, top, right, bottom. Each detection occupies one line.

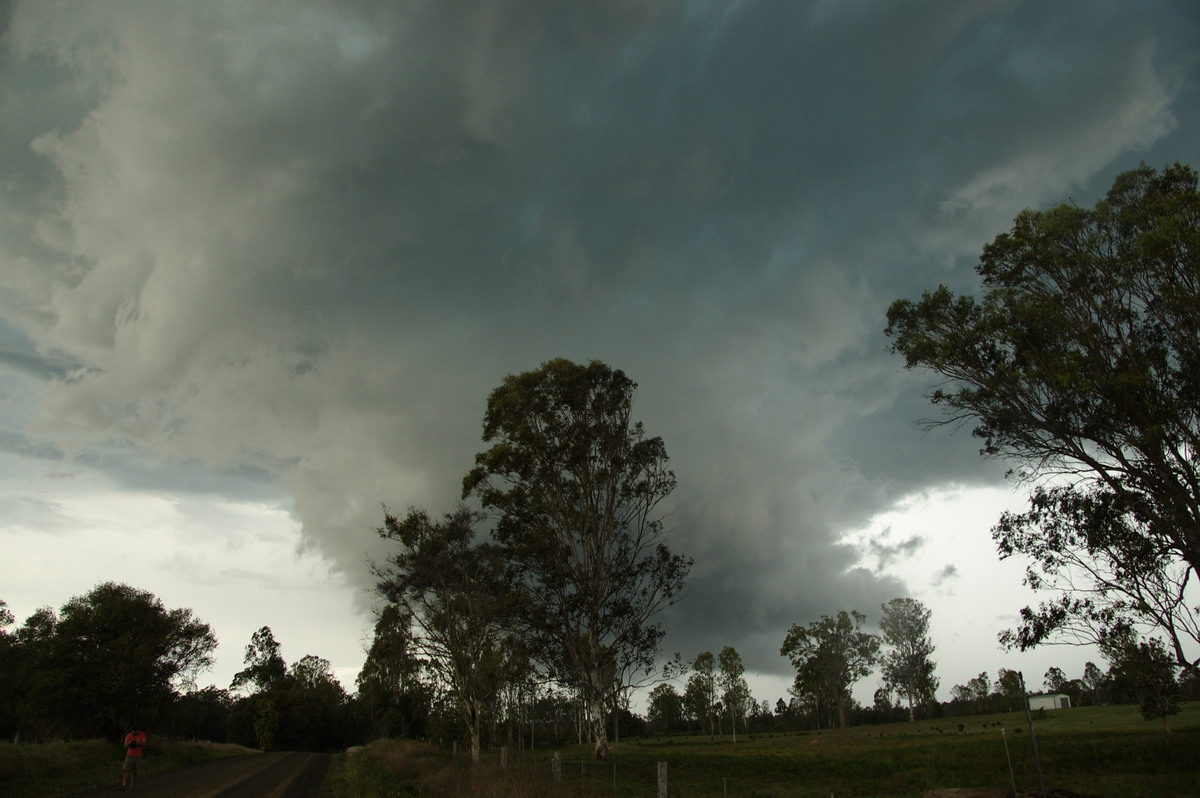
left=71, top=751, right=331, bottom=798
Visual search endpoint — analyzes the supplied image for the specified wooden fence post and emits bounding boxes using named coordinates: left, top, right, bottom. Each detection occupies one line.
left=657, top=761, right=668, bottom=798
left=552, top=752, right=562, bottom=783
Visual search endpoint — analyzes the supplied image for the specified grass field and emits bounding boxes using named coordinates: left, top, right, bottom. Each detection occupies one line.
left=0, top=737, right=254, bottom=797
left=338, top=703, right=1200, bottom=797
left=6, top=703, right=1195, bottom=797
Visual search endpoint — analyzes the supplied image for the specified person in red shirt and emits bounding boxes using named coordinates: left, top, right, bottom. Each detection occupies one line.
left=120, top=728, right=146, bottom=791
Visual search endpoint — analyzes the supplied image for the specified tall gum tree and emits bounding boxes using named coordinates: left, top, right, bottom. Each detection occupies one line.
left=879, top=597, right=938, bottom=721
left=464, top=358, right=691, bottom=760
left=886, top=163, right=1200, bottom=675
left=718, top=645, right=751, bottom=742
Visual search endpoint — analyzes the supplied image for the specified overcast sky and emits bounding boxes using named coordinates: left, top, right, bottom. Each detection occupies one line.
left=2, top=0, right=1198, bottom=709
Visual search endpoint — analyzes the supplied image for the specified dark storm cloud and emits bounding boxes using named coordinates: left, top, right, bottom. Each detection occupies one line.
left=1, top=0, right=1197, bottom=677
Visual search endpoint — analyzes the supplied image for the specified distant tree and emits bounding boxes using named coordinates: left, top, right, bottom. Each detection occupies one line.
left=780, top=610, right=879, bottom=729
left=774, top=697, right=789, bottom=720
left=372, top=506, right=516, bottom=763
left=879, top=598, right=939, bottom=721
left=996, top=668, right=1026, bottom=712
left=463, top=359, right=691, bottom=760
left=1082, top=661, right=1105, bottom=705
left=872, top=686, right=895, bottom=717
left=1044, top=667, right=1068, bottom=695
left=0, top=600, right=18, bottom=738
left=227, top=629, right=352, bottom=751
left=886, top=163, right=1200, bottom=676
left=230, top=626, right=288, bottom=694
left=169, top=686, right=232, bottom=742
left=646, top=683, right=684, bottom=735
left=950, top=683, right=973, bottom=705
left=966, top=672, right=991, bottom=714
left=752, top=698, right=773, bottom=729
left=684, top=651, right=719, bottom=737
left=356, top=604, right=427, bottom=739
left=718, top=646, right=751, bottom=742
left=1103, top=633, right=1183, bottom=730
left=289, top=654, right=349, bottom=750
left=228, top=627, right=290, bottom=749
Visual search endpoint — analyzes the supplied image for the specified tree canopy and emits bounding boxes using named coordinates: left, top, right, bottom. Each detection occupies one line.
left=879, top=598, right=938, bottom=721
left=717, top=645, right=751, bottom=742
left=372, top=505, right=517, bottom=762
left=780, top=610, right=879, bottom=729
left=2, top=582, right=216, bottom=740
left=225, top=626, right=352, bottom=751
left=463, top=358, right=691, bottom=760
left=886, top=163, right=1200, bottom=674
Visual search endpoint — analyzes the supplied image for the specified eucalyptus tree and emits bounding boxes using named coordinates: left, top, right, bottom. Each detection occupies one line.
left=464, top=358, right=691, bottom=760
left=718, top=645, right=751, bottom=741
left=685, top=651, right=719, bottom=737
left=780, top=610, right=879, bottom=729
left=879, top=598, right=939, bottom=721
left=996, top=667, right=1026, bottom=711
left=1082, top=661, right=1105, bottom=705
left=372, top=506, right=517, bottom=763
left=886, top=164, right=1200, bottom=675
left=356, top=604, right=427, bottom=739
left=230, top=626, right=288, bottom=694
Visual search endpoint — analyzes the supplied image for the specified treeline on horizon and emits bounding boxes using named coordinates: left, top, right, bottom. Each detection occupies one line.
left=2, top=583, right=1196, bottom=755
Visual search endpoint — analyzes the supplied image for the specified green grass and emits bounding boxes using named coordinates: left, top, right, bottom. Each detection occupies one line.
left=327, top=704, right=1200, bottom=797
left=598, top=703, right=1200, bottom=797
left=0, top=737, right=254, bottom=797
left=321, top=743, right=416, bottom=797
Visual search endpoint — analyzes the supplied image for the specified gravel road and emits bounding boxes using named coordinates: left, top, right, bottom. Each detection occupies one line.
left=70, top=751, right=332, bottom=798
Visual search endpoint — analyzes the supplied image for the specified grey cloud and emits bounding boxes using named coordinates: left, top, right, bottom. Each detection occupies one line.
left=1, top=0, right=1197, bottom=683
left=932, top=564, right=960, bottom=588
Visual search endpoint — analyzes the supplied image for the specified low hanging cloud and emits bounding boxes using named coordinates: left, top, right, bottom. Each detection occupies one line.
left=1, top=0, right=1197, bottom=680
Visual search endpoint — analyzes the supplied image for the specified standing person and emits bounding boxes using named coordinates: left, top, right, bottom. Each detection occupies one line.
left=120, top=727, right=146, bottom=791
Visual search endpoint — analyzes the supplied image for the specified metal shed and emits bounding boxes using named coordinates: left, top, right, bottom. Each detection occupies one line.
left=1028, top=693, right=1071, bottom=710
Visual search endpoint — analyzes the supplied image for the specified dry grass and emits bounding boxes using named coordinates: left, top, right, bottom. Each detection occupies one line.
left=346, top=739, right=604, bottom=798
